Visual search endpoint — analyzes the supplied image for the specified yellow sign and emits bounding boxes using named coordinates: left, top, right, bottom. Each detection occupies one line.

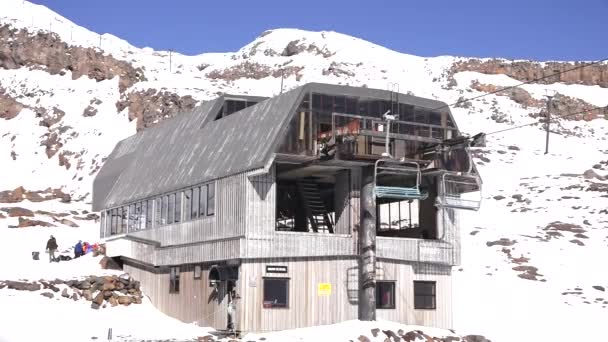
left=318, top=283, right=332, bottom=296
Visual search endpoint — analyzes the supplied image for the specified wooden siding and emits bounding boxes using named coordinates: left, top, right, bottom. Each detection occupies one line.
left=237, top=257, right=359, bottom=332
left=235, top=257, right=453, bottom=332
left=376, top=260, right=453, bottom=330
left=123, top=261, right=228, bottom=329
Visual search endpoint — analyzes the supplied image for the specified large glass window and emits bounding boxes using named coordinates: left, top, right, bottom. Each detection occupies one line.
left=135, top=202, right=142, bottom=230
left=263, top=278, right=289, bottom=308
left=184, top=189, right=192, bottom=221
left=161, top=196, right=168, bottom=225
left=414, top=281, right=436, bottom=310
left=192, top=187, right=200, bottom=219
left=168, top=193, right=175, bottom=224
left=154, top=198, right=161, bottom=227
left=376, top=281, right=396, bottom=309
left=175, top=192, right=182, bottom=223
left=207, top=183, right=215, bottom=216
left=169, top=267, right=180, bottom=294
left=111, top=208, right=117, bottom=235
left=146, top=199, right=153, bottom=228
left=199, top=185, right=207, bottom=217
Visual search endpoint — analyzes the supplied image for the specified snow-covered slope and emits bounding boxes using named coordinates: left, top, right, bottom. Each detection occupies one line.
left=1, top=1, right=607, bottom=341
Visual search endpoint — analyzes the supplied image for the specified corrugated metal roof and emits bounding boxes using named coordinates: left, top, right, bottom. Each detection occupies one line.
left=92, top=83, right=456, bottom=210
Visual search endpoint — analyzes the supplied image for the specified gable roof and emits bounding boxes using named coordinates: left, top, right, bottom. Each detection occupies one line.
left=92, top=83, right=456, bottom=211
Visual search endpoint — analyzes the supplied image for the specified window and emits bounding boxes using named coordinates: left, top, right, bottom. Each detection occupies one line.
left=376, top=281, right=396, bottom=309
left=146, top=199, right=153, bottom=229
left=154, top=198, right=161, bottom=227
left=207, top=183, right=215, bottom=216
left=183, top=189, right=192, bottom=221
left=193, top=265, right=202, bottom=280
left=199, top=185, right=207, bottom=216
left=263, top=278, right=289, bottom=308
left=192, top=187, right=200, bottom=218
left=128, top=204, right=136, bottom=231
left=169, top=267, right=180, bottom=294
left=168, top=193, right=175, bottom=224
left=175, top=192, right=182, bottom=223
left=414, top=281, right=436, bottom=310
left=161, top=196, right=168, bottom=225
left=111, top=208, right=117, bottom=235
left=140, top=201, right=146, bottom=230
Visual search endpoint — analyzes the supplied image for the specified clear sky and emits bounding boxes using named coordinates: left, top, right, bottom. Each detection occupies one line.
left=32, top=0, right=607, bottom=61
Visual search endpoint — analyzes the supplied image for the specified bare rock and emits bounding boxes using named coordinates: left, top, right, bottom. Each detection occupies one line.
left=61, top=288, right=69, bottom=298
left=90, top=302, right=100, bottom=310
left=108, top=296, right=118, bottom=307
left=357, top=335, right=371, bottom=342
left=82, top=105, right=98, bottom=117
left=5, top=280, right=41, bottom=291
left=18, top=217, right=55, bottom=228
left=71, top=292, right=79, bottom=301
left=117, top=296, right=131, bottom=305
left=99, top=256, right=122, bottom=270
left=93, top=292, right=104, bottom=305
left=0, top=89, right=25, bottom=120
left=569, top=239, right=585, bottom=246
left=41, top=292, right=54, bottom=299
left=486, top=238, right=516, bottom=247
left=593, top=286, right=605, bottom=292
left=82, top=289, right=92, bottom=300
left=3, top=207, right=34, bottom=217
left=583, top=169, right=605, bottom=180
left=463, top=335, right=491, bottom=342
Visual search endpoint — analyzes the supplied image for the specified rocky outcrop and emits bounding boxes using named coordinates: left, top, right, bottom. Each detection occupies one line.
left=0, top=186, right=71, bottom=203
left=1, top=206, right=34, bottom=217
left=0, top=25, right=146, bottom=92
left=206, top=61, right=304, bottom=82
left=39, top=107, right=66, bottom=128
left=536, top=94, right=606, bottom=121
left=0, top=275, right=144, bottom=309
left=282, top=39, right=333, bottom=58
left=0, top=88, right=25, bottom=120
left=453, top=58, right=608, bottom=88
left=470, top=81, right=542, bottom=108
left=17, top=217, right=55, bottom=228
left=323, top=62, right=356, bottom=78
left=115, top=89, right=198, bottom=131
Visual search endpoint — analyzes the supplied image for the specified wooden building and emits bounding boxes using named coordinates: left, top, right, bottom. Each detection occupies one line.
left=93, top=83, right=482, bottom=333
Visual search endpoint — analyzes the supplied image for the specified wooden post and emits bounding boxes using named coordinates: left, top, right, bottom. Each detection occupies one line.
left=359, top=166, right=376, bottom=320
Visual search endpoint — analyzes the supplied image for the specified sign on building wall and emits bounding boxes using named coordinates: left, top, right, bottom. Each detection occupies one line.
left=317, top=283, right=332, bottom=296
left=266, top=265, right=288, bottom=274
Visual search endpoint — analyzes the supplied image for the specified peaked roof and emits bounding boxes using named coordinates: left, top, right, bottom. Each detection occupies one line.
left=92, top=83, right=455, bottom=211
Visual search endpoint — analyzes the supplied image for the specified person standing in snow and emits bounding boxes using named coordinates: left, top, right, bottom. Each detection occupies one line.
left=74, top=240, right=83, bottom=258
left=46, top=235, right=58, bottom=263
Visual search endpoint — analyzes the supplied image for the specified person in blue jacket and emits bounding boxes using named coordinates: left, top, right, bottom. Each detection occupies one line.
left=74, top=240, right=83, bottom=258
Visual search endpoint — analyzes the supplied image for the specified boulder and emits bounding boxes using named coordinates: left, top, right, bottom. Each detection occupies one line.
left=117, top=296, right=131, bottom=305
left=82, top=289, right=92, bottom=301
left=48, top=284, right=60, bottom=293
left=5, top=280, right=41, bottom=291
left=103, top=290, right=113, bottom=299
left=90, top=303, right=100, bottom=310
left=119, top=289, right=128, bottom=295
left=61, top=288, right=69, bottom=298
left=40, top=292, right=54, bottom=299
left=133, top=296, right=142, bottom=304
left=99, top=257, right=121, bottom=270
left=101, top=282, right=115, bottom=291
left=93, top=292, right=104, bottom=305
left=71, top=293, right=79, bottom=301
left=109, top=296, right=118, bottom=307
left=78, top=281, right=91, bottom=289
left=4, top=207, right=34, bottom=217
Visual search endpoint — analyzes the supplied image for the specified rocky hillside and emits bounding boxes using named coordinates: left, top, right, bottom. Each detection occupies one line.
left=0, top=1, right=607, bottom=341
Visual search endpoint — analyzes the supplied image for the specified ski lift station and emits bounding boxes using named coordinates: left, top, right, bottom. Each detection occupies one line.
left=93, top=82, right=483, bottom=334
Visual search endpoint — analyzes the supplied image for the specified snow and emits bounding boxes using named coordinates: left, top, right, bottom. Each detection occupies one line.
left=0, top=1, right=607, bottom=341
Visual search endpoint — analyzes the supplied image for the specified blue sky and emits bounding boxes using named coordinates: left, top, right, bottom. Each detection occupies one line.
left=33, top=0, right=607, bottom=61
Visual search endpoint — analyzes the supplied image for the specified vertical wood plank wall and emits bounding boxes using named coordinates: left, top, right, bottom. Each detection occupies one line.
left=235, top=257, right=453, bottom=332
left=123, top=261, right=229, bottom=329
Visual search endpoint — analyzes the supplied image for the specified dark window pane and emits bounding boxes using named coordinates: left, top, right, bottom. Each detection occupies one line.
left=175, top=192, right=182, bottom=223
left=168, top=193, right=175, bottom=224
left=376, top=281, right=396, bottom=309
left=346, top=97, right=357, bottom=114
left=120, top=206, right=127, bottom=234
left=312, top=93, right=321, bottom=110
left=184, top=189, right=192, bottom=221
left=154, top=198, right=161, bottom=227
left=192, top=187, right=200, bottom=218
left=111, top=208, right=117, bottom=235
left=146, top=199, right=153, bottom=228
left=161, top=196, right=168, bottom=225
left=334, top=96, right=346, bottom=113
left=263, top=278, right=289, bottom=308
left=207, top=183, right=215, bottom=216
left=169, top=267, right=180, bottom=294
left=321, top=95, right=333, bottom=113
left=135, top=202, right=142, bottom=230
left=200, top=185, right=207, bottom=217
left=414, top=281, right=436, bottom=309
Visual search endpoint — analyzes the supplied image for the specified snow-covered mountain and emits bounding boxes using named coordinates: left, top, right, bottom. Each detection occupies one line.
left=1, top=0, right=607, bottom=341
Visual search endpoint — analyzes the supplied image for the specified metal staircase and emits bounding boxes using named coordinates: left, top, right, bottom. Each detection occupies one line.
left=297, top=180, right=334, bottom=234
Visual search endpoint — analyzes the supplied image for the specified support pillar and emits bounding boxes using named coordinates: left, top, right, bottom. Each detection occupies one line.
left=358, top=166, right=376, bottom=320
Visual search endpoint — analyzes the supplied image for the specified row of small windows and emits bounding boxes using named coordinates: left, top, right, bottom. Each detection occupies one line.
left=103, top=182, right=215, bottom=236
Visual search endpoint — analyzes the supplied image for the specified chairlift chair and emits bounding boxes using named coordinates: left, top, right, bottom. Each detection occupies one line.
left=374, top=159, right=429, bottom=201
left=436, top=171, right=482, bottom=211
